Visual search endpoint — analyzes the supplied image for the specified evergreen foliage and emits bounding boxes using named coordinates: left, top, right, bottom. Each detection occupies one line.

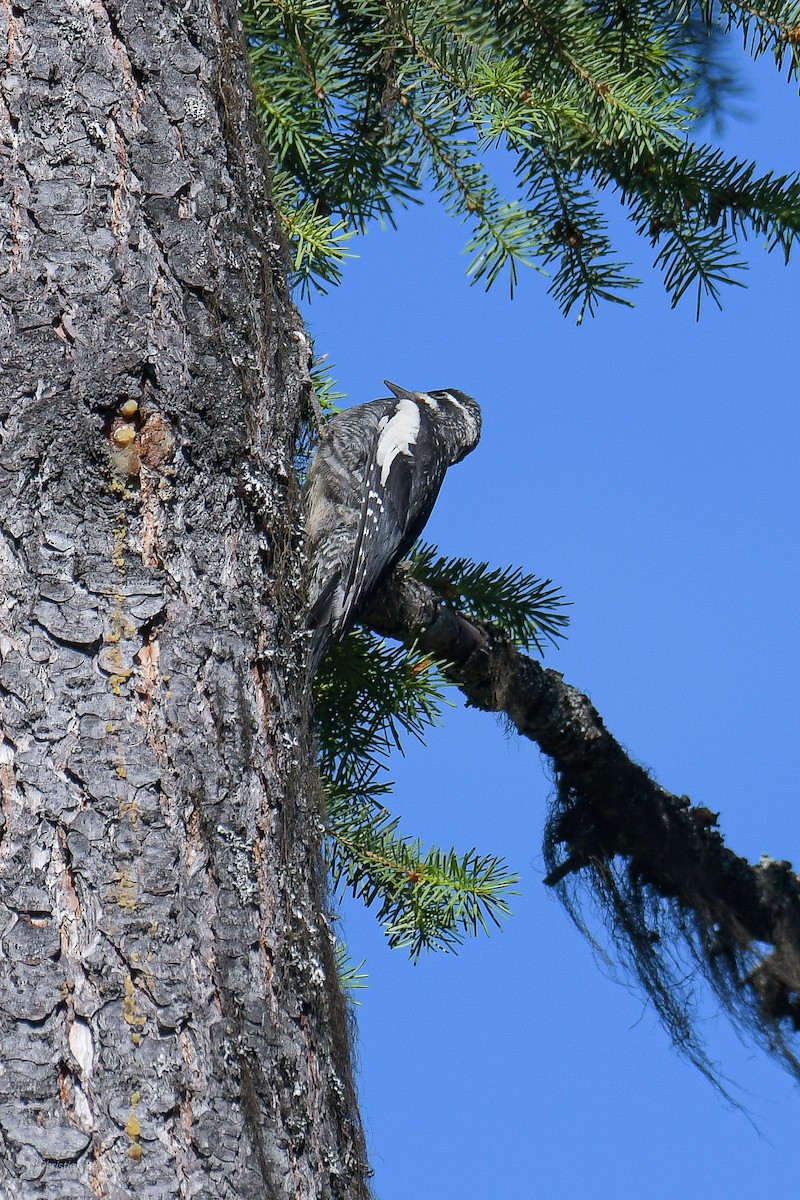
left=315, top=622, right=524, bottom=957
left=333, top=938, right=369, bottom=998
left=312, top=547, right=567, bottom=957
left=257, top=0, right=800, bottom=1080
left=410, top=541, right=569, bottom=652
left=326, top=770, right=518, bottom=958
left=315, top=629, right=452, bottom=782
left=244, top=0, right=800, bottom=318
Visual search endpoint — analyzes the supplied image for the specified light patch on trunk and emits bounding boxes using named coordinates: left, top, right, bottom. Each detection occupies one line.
left=376, top=398, right=420, bottom=485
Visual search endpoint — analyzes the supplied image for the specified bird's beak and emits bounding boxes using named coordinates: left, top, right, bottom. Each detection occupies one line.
left=384, top=379, right=415, bottom=400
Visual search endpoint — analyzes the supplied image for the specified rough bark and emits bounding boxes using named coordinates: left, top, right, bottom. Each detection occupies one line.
left=367, top=568, right=800, bottom=1048
left=0, top=1, right=368, bottom=1196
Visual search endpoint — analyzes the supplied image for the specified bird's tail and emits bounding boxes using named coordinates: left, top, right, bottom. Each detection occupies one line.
left=306, top=573, right=339, bottom=677
left=308, top=624, right=332, bottom=678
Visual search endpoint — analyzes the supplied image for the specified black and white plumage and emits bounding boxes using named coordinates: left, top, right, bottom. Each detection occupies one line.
left=305, top=380, right=482, bottom=673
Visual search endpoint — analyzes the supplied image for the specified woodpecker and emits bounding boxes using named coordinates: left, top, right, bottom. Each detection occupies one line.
left=305, top=380, right=482, bottom=674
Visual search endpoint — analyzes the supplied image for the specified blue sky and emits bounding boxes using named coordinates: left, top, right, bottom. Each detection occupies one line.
left=303, top=46, right=800, bottom=1200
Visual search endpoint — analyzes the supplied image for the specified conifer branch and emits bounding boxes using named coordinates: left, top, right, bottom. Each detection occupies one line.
left=364, top=566, right=800, bottom=1081
left=410, top=541, right=570, bottom=651
left=315, top=630, right=451, bottom=781
left=324, top=773, right=518, bottom=958
left=245, top=0, right=800, bottom=313
left=315, top=630, right=518, bottom=957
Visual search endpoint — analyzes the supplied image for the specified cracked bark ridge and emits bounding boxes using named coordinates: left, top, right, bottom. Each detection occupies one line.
left=366, top=567, right=800, bottom=1071
left=0, top=1, right=368, bottom=1197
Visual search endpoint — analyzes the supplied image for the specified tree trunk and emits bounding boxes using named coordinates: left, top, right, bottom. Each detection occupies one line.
left=0, top=2, right=368, bottom=1195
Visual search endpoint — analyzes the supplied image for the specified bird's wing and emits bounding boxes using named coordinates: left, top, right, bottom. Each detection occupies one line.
left=337, top=396, right=441, bottom=631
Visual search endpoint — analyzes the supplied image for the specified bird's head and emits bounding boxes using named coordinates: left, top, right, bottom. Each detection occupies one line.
left=383, top=380, right=482, bottom=462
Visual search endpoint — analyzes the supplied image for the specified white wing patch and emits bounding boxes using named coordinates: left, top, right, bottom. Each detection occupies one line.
left=376, top=398, right=420, bottom=486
